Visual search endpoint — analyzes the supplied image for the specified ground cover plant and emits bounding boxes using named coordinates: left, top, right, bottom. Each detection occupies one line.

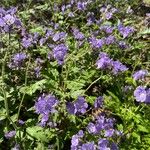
left=0, top=0, right=150, bottom=149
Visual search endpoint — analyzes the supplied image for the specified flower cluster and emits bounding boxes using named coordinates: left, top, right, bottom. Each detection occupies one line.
left=5, top=130, right=16, bottom=139
left=133, top=70, right=148, bottom=80
left=71, top=114, right=119, bottom=150
left=134, top=86, right=150, bottom=103
left=94, top=96, right=104, bottom=108
left=72, top=28, right=85, bottom=40
left=70, top=96, right=120, bottom=149
left=35, top=94, right=59, bottom=126
left=66, top=96, right=88, bottom=115
left=8, top=52, right=27, bottom=69
left=0, top=7, right=22, bottom=32
left=53, top=44, right=68, bottom=65
left=118, top=24, right=134, bottom=38
left=96, top=52, right=128, bottom=74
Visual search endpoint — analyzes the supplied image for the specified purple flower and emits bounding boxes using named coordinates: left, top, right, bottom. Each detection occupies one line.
left=105, top=12, right=113, bottom=20
left=22, top=37, right=32, bottom=48
left=9, top=52, right=27, bottom=69
left=118, top=24, right=134, bottom=38
left=77, top=130, right=84, bottom=138
left=35, top=94, right=58, bottom=125
left=96, top=52, right=112, bottom=69
left=104, top=129, right=115, bottom=137
left=61, top=5, right=66, bottom=12
left=12, top=144, right=20, bottom=150
left=18, top=119, right=25, bottom=125
left=81, top=141, right=96, bottom=150
left=6, top=7, right=17, bottom=15
left=98, top=138, right=109, bottom=150
left=100, top=25, right=114, bottom=34
left=34, top=66, right=42, bottom=78
left=94, top=96, right=104, bottom=108
left=74, top=96, right=88, bottom=114
left=39, top=38, right=47, bottom=46
left=5, top=130, right=16, bottom=139
left=0, top=8, right=6, bottom=16
left=71, top=135, right=79, bottom=147
left=66, top=102, right=76, bottom=114
left=87, top=122, right=97, bottom=134
left=0, top=18, right=6, bottom=27
left=40, top=114, right=49, bottom=127
left=72, top=28, right=85, bottom=40
left=77, top=2, right=87, bottom=10
left=111, top=142, right=119, bottom=150
left=112, top=60, right=128, bottom=74
left=14, top=18, right=22, bottom=28
left=52, top=32, right=67, bottom=42
left=133, top=70, right=148, bottom=80
left=68, top=12, right=74, bottom=17
left=13, top=53, right=26, bottom=63
left=134, top=86, right=150, bottom=103
left=104, top=35, right=115, bottom=45
left=89, top=37, right=104, bottom=49
left=53, top=44, right=68, bottom=65
left=67, top=97, right=88, bottom=115
left=71, top=130, right=84, bottom=149
left=35, top=94, right=58, bottom=115
left=46, top=29, right=54, bottom=37
left=96, top=52, right=128, bottom=74
left=118, top=41, right=128, bottom=49
left=3, top=14, right=15, bottom=25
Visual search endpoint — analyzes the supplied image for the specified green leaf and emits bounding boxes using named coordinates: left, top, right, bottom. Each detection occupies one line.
left=137, top=125, right=149, bottom=133
left=139, top=28, right=150, bottom=35
left=20, top=79, right=46, bottom=95
left=26, top=126, right=56, bottom=142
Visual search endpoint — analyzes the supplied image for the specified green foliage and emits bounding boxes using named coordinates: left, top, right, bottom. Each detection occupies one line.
left=0, top=0, right=149, bottom=149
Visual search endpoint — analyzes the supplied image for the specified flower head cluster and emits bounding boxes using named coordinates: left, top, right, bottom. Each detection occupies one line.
left=72, top=28, right=85, bottom=40
left=71, top=113, right=119, bottom=149
left=98, top=138, right=118, bottom=150
left=96, top=52, right=112, bottom=69
left=21, top=32, right=40, bottom=48
left=77, top=2, right=87, bottom=10
left=134, top=86, right=150, bottom=103
left=53, top=44, right=68, bottom=65
left=70, top=96, right=119, bottom=149
left=89, top=37, right=105, bottom=49
left=8, top=52, right=27, bottom=69
left=100, top=25, right=114, bottom=34
left=133, top=70, right=148, bottom=80
left=104, top=35, right=116, bottom=45
left=118, top=41, right=128, bottom=49
left=70, top=95, right=121, bottom=149
left=118, top=24, right=134, bottom=38
left=52, top=31, right=67, bottom=42
left=5, top=130, right=16, bottom=139
left=96, top=52, right=128, bottom=74
left=22, top=36, right=33, bottom=48
left=87, top=115, right=115, bottom=135
left=112, top=60, right=128, bottom=75
left=66, top=96, right=88, bottom=115
left=0, top=7, right=22, bottom=32
left=100, top=5, right=118, bottom=20
left=35, top=94, right=58, bottom=126
left=94, top=96, right=104, bottom=108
